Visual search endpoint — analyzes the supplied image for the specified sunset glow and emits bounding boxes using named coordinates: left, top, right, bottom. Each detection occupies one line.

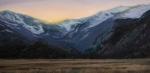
left=0, top=0, right=150, bottom=22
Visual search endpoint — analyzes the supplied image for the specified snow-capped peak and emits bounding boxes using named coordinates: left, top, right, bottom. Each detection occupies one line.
left=0, top=10, right=44, bottom=34
left=0, top=10, right=25, bottom=25
left=116, top=5, right=150, bottom=19
left=107, top=6, right=131, bottom=13
left=84, top=6, right=131, bottom=29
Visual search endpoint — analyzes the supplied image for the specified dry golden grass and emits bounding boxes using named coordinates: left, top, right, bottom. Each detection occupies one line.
left=0, top=59, right=150, bottom=73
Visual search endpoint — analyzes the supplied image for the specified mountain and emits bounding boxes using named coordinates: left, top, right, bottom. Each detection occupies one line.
left=58, top=5, right=150, bottom=52
left=84, top=5, right=150, bottom=58
left=0, top=10, right=78, bottom=58
left=0, top=10, right=68, bottom=46
left=0, top=10, right=44, bottom=34
left=0, top=4, right=150, bottom=58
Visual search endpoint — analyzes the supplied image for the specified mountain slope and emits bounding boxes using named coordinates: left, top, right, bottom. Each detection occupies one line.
left=89, top=10, right=150, bottom=58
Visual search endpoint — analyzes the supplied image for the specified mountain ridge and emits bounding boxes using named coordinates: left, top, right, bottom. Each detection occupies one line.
left=0, top=4, right=150, bottom=58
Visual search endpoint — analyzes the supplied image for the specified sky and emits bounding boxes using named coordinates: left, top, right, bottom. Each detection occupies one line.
left=0, top=0, right=150, bottom=22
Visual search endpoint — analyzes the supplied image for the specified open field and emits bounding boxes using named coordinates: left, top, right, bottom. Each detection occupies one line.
left=0, top=59, right=150, bottom=73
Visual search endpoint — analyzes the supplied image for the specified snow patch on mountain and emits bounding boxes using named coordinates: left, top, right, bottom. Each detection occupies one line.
left=22, top=23, right=44, bottom=34
left=86, top=12, right=113, bottom=29
left=59, top=20, right=82, bottom=31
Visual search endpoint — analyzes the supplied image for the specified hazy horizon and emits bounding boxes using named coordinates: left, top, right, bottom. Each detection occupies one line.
left=0, top=0, right=150, bottom=22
